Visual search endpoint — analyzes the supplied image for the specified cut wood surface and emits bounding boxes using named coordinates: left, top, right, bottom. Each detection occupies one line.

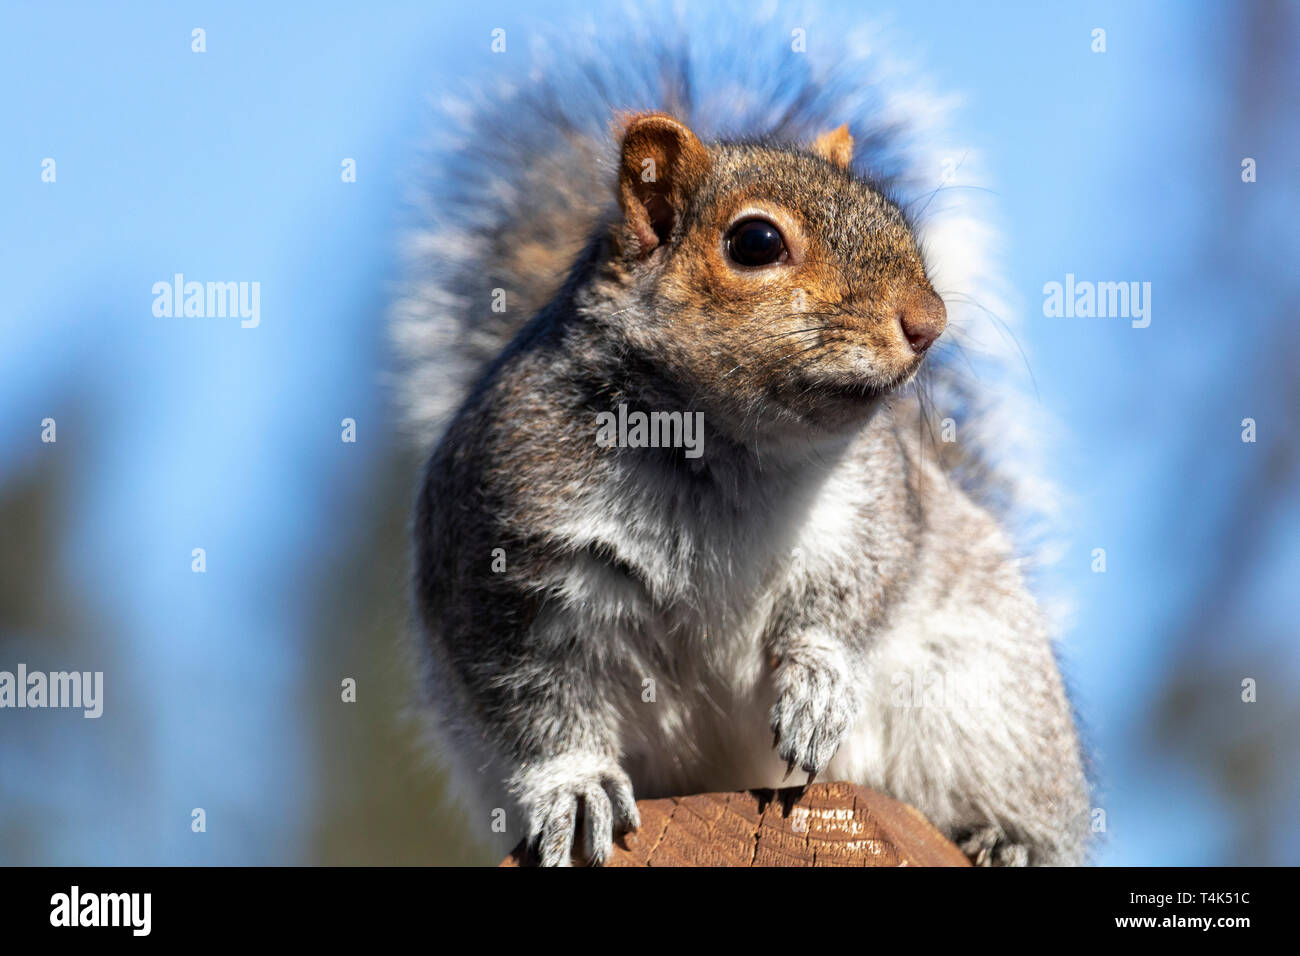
left=502, top=781, right=971, bottom=867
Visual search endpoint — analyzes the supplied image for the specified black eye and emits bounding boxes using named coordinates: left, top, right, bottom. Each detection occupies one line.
left=727, top=218, right=786, bottom=267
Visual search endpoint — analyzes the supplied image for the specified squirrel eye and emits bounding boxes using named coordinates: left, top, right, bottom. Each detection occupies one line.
left=727, top=218, right=786, bottom=267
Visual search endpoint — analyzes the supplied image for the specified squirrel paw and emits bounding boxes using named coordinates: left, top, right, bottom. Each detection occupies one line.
left=958, top=825, right=1031, bottom=867
left=769, top=653, right=856, bottom=783
left=511, top=754, right=640, bottom=867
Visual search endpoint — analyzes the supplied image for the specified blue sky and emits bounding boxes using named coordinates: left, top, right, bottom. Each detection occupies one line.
left=1, top=1, right=1293, bottom=864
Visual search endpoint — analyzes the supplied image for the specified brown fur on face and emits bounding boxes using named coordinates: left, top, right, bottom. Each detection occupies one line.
left=608, top=113, right=946, bottom=444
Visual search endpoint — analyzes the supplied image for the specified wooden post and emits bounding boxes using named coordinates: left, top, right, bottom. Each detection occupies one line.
left=502, top=781, right=971, bottom=867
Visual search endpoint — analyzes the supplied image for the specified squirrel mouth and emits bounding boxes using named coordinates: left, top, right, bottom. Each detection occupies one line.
left=804, top=380, right=891, bottom=403
left=798, top=364, right=919, bottom=405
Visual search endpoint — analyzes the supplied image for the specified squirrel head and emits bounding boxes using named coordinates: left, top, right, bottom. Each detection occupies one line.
left=604, top=112, right=946, bottom=444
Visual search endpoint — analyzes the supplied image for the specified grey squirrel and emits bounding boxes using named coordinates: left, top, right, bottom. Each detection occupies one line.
left=395, top=16, right=1092, bottom=866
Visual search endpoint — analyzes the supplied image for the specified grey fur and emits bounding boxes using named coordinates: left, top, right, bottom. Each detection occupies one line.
left=398, top=16, right=1091, bottom=867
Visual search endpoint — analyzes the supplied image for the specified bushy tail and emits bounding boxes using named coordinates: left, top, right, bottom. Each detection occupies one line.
left=390, top=4, right=1060, bottom=565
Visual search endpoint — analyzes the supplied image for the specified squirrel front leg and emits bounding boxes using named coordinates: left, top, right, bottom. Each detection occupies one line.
left=764, top=538, right=899, bottom=785
left=768, top=630, right=865, bottom=783
left=509, top=750, right=640, bottom=867
left=765, top=553, right=878, bottom=783
left=479, top=614, right=640, bottom=867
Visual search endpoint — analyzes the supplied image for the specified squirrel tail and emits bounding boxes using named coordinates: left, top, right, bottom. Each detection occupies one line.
left=390, top=6, right=1061, bottom=565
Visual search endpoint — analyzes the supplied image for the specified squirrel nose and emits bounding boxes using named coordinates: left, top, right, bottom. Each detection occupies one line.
left=897, top=290, right=946, bottom=354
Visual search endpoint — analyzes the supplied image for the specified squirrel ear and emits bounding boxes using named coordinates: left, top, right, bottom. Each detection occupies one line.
left=616, top=112, right=711, bottom=258
left=811, top=124, right=855, bottom=169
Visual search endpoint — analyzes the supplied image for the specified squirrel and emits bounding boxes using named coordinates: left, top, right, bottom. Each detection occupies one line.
left=395, top=15, right=1092, bottom=867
